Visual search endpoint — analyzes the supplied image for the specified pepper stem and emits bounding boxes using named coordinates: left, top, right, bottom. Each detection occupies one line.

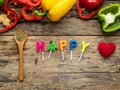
left=34, top=10, right=48, bottom=16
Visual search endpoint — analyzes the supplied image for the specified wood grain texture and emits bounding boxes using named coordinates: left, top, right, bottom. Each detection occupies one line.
left=0, top=0, right=120, bottom=36
left=0, top=0, right=120, bottom=90
left=1, top=36, right=120, bottom=73
left=0, top=73, right=120, bottom=90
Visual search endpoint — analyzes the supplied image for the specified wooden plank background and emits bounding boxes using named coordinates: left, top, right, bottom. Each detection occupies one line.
left=0, top=0, right=120, bottom=90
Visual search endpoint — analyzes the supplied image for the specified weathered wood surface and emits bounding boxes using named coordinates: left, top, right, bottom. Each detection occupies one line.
left=0, top=0, right=120, bottom=36
left=0, top=0, right=120, bottom=90
left=0, top=36, right=120, bottom=90
left=1, top=36, right=120, bottom=73
left=0, top=73, right=120, bottom=90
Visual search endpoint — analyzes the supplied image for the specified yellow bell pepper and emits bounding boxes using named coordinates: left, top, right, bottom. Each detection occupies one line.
left=34, top=0, right=76, bottom=21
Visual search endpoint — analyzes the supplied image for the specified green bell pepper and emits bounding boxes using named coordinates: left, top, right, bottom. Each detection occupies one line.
left=98, top=3, right=120, bottom=32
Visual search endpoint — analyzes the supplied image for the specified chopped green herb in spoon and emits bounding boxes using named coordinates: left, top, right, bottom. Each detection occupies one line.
left=16, top=30, right=26, bottom=42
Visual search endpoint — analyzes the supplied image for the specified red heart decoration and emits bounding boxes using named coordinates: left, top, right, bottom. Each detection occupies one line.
left=98, top=42, right=116, bottom=58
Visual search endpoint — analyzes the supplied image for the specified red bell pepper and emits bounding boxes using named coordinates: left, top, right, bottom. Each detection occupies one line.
left=18, top=0, right=41, bottom=7
left=76, top=0, right=103, bottom=19
left=11, top=0, right=21, bottom=5
left=21, top=5, right=44, bottom=21
left=0, top=0, right=18, bottom=33
left=10, top=0, right=23, bottom=20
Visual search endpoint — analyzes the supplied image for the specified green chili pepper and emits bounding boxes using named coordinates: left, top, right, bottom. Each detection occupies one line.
left=0, top=0, right=4, bottom=7
left=98, top=3, right=120, bottom=32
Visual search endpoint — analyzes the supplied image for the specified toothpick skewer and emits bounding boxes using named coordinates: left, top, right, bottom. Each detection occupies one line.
left=48, top=50, right=52, bottom=60
left=70, top=50, right=72, bottom=61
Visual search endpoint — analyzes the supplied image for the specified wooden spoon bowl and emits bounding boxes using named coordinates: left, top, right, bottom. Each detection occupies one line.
left=14, top=30, right=28, bottom=81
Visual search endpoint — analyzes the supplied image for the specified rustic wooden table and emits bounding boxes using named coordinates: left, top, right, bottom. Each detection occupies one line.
left=0, top=0, right=120, bottom=90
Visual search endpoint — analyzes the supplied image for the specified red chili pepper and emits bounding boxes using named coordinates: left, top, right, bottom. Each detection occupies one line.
left=21, top=5, right=44, bottom=21
left=76, top=0, right=103, bottom=19
left=18, top=0, right=41, bottom=7
left=0, top=0, right=18, bottom=33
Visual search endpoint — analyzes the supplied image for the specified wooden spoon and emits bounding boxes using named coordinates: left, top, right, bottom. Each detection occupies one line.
left=14, top=30, right=28, bottom=81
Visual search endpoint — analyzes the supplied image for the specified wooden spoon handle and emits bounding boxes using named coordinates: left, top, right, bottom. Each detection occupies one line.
left=19, top=45, right=24, bottom=81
